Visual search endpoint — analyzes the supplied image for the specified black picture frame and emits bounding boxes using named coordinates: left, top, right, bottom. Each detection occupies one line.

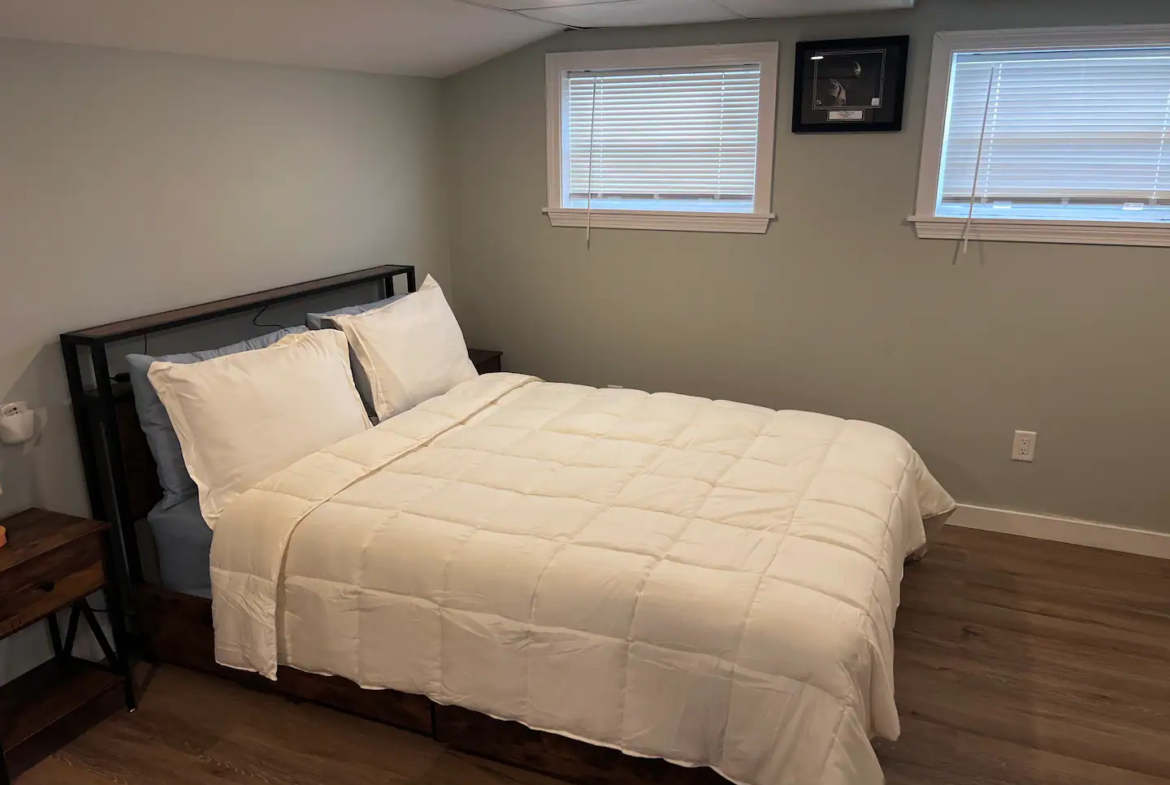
left=792, top=36, right=909, bottom=133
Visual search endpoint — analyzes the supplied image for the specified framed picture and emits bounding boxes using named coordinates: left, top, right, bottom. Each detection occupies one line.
left=792, top=36, right=909, bottom=133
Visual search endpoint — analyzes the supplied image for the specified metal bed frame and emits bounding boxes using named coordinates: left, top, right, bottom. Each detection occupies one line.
left=59, top=265, right=416, bottom=611
left=57, top=265, right=735, bottom=785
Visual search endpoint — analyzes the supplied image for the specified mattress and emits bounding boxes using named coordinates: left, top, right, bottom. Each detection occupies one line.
left=211, top=374, right=955, bottom=785
left=147, top=496, right=212, bottom=598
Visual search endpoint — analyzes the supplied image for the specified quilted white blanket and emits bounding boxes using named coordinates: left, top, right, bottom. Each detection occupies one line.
left=211, top=374, right=954, bottom=785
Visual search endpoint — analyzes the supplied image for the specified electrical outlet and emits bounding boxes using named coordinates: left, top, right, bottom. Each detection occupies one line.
left=1012, top=430, right=1037, bottom=462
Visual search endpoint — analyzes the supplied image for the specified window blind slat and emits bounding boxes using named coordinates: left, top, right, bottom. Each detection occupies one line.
left=937, top=46, right=1170, bottom=221
left=565, top=65, right=763, bottom=211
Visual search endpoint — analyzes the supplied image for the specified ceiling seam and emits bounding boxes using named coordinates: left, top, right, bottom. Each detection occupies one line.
left=446, top=0, right=562, bottom=25
left=709, top=0, right=749, bottom=20
left=512, top=0, right=641, bottom=9
left=452, top=0, right=652, bottom=29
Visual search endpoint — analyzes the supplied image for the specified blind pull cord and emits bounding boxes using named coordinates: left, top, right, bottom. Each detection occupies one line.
left=586, top=77, right=598, bottom=250
left=961, top=64, right=997, bottom=256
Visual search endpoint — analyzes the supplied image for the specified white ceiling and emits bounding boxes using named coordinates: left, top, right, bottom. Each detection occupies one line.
left=0, top=0, right=915, bottom=78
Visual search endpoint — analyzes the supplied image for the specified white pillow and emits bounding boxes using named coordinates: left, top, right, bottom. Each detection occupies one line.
left=332, top=275, right=477, bottom=421
left=148, top=330, right=370, bottom=529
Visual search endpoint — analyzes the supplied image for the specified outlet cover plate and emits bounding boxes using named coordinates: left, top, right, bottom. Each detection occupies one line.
left=1012, top=430, right=1037, bottom=462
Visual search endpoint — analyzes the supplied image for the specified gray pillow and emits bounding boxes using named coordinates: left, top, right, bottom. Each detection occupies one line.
left=147, top=495, right=212, bottom=596
left=305, top=294, right=406, bottom=419
left=126, top=326, right=306, bottom=509
left=305, top=294, right=405, bottom=330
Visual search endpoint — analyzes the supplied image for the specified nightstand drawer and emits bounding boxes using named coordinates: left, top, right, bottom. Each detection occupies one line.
left=0, top=531, right=105, bottom=637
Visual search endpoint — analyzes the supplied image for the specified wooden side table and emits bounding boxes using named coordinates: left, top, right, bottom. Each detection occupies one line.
left=469, top=348, right=503, bottom=375
left=0, top=509, right=135, bottom=784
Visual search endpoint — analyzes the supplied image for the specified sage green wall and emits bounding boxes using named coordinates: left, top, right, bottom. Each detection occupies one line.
left=0, top=39, right=446, bottom=682
left=444, top=0, right=1170, bottom=533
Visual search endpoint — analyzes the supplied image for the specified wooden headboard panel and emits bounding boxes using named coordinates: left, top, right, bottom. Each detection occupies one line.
left=61, top=265, right=416, bottom=585
left=113, top=383, right=165, bottom=522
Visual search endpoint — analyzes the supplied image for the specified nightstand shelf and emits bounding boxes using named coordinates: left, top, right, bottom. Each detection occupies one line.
left=0, top=509, right=135, bottom=784
left=0, top=658, right=124, bottom=772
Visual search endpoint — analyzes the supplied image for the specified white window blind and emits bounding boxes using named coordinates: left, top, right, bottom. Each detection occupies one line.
left=564, top=65, right=763, bottom=214
left=938, top=47, right=1170, bottom=223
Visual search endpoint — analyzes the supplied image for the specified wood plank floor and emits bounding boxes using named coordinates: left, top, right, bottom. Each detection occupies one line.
left=17, top=526, right=1170, bottom=785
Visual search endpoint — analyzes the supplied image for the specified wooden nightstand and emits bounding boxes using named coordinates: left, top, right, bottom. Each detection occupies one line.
left=0, top=509, right=135, bottom=784
left=469, top=348, right=502, bottom=375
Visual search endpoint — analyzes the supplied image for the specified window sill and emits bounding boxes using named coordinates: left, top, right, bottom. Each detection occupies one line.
left=908, top=215, right=1170, bottom=248
left=544, top=208, right=774, bottom=234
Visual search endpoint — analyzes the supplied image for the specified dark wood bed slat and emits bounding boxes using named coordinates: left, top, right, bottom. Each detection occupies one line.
left=437, top=706, right=730, bottom=785
left=138, top=585, right=435, bottom=734
left=62, top=265, right=415, bottom=344
left=138, top=585, right=728, bottom=785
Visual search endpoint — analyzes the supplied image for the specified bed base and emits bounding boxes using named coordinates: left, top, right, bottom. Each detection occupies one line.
left=83, top=268, right=949, bottom=785
left=137, top=513, right=952, bottom=785
left=137, top=584, right=726, bottom=785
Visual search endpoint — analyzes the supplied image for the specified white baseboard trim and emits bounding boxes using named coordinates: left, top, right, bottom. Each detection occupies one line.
left=948, top=504, right=1170, bottom=560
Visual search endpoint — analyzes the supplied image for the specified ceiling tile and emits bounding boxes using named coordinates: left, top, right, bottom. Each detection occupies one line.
left=718, top=0, right=913, bottom=18
left=0, top=0, right=561, bottom=77
left=519, top=0, right=740, bottom=28
left=0, top=0, right=915, bottom=79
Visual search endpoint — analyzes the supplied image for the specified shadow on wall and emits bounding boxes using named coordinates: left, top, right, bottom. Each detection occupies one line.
left=0, top=283, right=386, bottom=686
left=0, top=282, right=386, bottom=523
left=0, top=343, right=89, bottom=684
left=910, top=449, right=984, bottom=516
left=0, top=342, right=88, bottom=521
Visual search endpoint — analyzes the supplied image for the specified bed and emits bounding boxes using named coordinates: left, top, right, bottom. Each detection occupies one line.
left=61, top=266, right=954, bottom=785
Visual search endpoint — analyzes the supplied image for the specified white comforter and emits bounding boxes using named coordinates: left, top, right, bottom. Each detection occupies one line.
left=211, top=374, right=954, bottom=785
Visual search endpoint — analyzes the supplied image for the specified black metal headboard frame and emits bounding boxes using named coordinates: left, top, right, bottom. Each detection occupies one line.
left=59, top=265, right=416, bottom=601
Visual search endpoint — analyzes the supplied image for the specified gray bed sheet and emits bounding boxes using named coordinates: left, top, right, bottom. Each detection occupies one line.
left=147, top=496, right=212, bottom=598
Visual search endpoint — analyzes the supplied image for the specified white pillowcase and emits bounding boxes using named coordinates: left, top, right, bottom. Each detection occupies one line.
left=148, top=330, right=370, bottom=530
left=332, top=275, right=478, bottom=422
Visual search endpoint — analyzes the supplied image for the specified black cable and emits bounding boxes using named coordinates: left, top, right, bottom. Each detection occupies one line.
left=252, top=305, right=285, bottom=329
left=112, top=307, right=279, bottom=384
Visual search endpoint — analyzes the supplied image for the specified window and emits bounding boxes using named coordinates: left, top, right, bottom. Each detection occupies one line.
left=911, top=26, right=1170, bottom=247
left=545, top=44, right=779, bottom=234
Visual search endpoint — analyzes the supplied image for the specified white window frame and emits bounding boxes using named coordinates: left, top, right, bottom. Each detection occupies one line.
left=544, top=43, right=779, bottom=235
left=910, top=25, right=1170, bottom=248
